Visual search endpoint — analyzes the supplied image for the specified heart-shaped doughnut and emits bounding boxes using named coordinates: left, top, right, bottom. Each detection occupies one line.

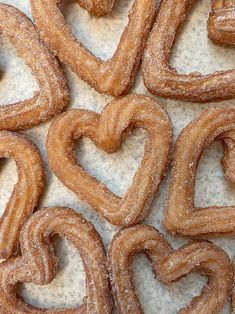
left=165, top=107, right=235, bottom=236
left=0, top=206, right=113, bottom=313
left=0, top=4, right=69, bottom=131
left=142, top=0, right=235, bottom=102
left=108, top=225, right=233, bottom=314
left=30, top=0, right=156, bottom=96
left=0, top=131, right=44, bottom=260
left=46, top=95, right=173, bottom=226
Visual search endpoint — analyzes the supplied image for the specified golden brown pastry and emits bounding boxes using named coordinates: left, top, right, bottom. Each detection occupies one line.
left=46, top=95, right=173, bottom=226
left=30, top=0, right=156, bottom=96
left=0, top=131, right=44, bottom=260
left=108, top=225, right=233, bottom=314
left=0, top=207, right=113, bottom=313
left=0, top=4, right=69, bottom=131
left=165, top=107, right=235, bottom=236
left=142, top=0, right=235, bottom=102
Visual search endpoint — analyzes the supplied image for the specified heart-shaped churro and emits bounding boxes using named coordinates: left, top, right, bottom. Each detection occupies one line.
left=0, top=4, right=69, bottom=131
left=0, top=207, right=113, bottom=313
left=165, top=107, right=235, bottom=236
left=142, top=0, right=235, bottom=102
left=0, top=131, right=44, bottom=260
left=30, top=0, right=156, bottom=96
left=46, top=95, right=173, bottom=226
left=108, top=225, right=233, bottom=314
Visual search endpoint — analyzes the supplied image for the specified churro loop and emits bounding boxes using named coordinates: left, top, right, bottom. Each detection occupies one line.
left=0, top=131, right=44, bottom=260
left=0, top=207, right=113, bottom=313
left=165, top=107, right=235, bottom=236
left=30, top=0, right=156, bottom=96
left=142, top=0, right=235, bottom=102
left=46, top=95, right=173, bottom=226
left=108, top=225, right=233, bottom=314
left=0, top=4, right=69, bottom=131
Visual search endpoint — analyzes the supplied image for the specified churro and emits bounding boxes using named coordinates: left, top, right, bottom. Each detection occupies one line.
left=46, top=95, right=173, bottom=226
left=142, top=0, right=235, bottom=102
left=0, top=207, right=113, bottom=313
left=165, top=107, right=235, bottom=236
left=30, top=0, right=156, bottom=96
left=0, top=131, right=44, bottom=259
left=0, top=4, right=69, bottom=131
left=108, top=225, right=233, bottom=314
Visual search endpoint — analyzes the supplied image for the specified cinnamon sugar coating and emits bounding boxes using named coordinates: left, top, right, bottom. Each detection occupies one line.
left=108, top=225, right=233, bottom=314
left=142, top=0, right=235, bottom=102
left=0, top=207, right=113, bottom=313
left=165, top=107, right=235, bottom=236
left=0, top=4, right=69, bottom=131
left=30, top=0, right=156, bottom=96
left=46, top=95, right=173, bottom=226
left=0, top=131, right=44, bottom=260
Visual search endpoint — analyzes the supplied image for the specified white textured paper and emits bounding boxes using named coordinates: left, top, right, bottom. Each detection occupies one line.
left=0, top=0, right=234, bottom=313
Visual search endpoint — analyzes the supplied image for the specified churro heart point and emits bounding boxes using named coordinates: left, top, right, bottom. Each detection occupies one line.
left=31, top=0, right=156, bottom=96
